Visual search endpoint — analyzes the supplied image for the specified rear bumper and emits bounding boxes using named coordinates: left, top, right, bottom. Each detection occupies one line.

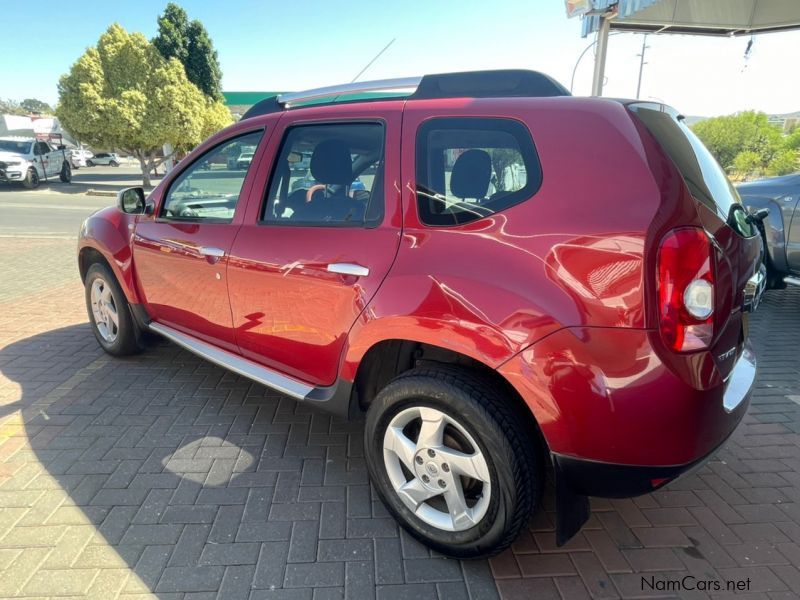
left=499, top=327, right=756, bottom=470
left=552, top=406, right=744, bottom=499
left=553, top=344, right=754, bottom=498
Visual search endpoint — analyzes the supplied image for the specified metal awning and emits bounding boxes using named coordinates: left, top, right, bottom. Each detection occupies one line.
left=576, top=0, right=800, bottom=95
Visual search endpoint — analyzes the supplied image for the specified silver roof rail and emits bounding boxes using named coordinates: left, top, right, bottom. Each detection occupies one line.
left=276, top=76, right=422, bottom=107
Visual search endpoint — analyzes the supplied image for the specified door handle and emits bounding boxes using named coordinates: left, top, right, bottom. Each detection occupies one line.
left=327, top=263, right=369, bottom=277
left=199, top=246, right=226, bottom=258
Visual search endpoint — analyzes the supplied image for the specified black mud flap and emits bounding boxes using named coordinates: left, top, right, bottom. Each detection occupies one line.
left=554, top=456, right=590, bottom=546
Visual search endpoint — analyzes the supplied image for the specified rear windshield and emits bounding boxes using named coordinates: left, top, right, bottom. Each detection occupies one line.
left=629, top=102, right=752, bottom=235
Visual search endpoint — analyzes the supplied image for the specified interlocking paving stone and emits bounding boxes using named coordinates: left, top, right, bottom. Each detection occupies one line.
left=2, top=234, right=800, bottom=599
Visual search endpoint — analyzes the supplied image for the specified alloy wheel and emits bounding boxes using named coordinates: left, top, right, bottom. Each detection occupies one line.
left=382, top=405, right=491, bottom=531
left=90, top=278, right=119, bottom=343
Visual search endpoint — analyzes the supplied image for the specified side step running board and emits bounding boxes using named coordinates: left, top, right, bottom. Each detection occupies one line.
left=149, top=322, right=316, bottom=400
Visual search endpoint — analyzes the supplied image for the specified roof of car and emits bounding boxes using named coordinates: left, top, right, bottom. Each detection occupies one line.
left=0, top=136, right=35, bottom=142
left=241, top=70, right=571, bottom=120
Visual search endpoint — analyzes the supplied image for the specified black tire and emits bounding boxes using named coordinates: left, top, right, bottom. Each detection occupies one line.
left=84, top=263, right=142, bottom=356
left=21, top=168, right=40, bottom=189
left=86, top=160, right=94, bottom=167
left=110, top=160, right=119, bottom=167
left=364, top=365, right=541, bottom=558
left=59, top=161, right=72, bottom=183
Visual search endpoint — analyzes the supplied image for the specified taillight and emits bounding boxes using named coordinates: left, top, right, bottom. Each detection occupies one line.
left=657, top=228, right=715, bottom=352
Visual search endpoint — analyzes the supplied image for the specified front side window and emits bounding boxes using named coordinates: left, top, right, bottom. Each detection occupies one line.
left=161, top=130, right=264, bottom=221
left=416, top=118, right=541, bottom=226
left=262, top=122, right=385, bottom=227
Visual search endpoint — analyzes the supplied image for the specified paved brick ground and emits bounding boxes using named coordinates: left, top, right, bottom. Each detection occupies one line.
left=0, top=235, right=799, bottom=599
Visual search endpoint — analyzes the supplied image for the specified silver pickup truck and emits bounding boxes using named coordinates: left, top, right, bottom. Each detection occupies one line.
left=0, top=137, right=72, bottom=189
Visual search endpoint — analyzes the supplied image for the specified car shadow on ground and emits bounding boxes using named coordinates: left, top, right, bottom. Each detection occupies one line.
left=0, top=323, right=501, bottom=597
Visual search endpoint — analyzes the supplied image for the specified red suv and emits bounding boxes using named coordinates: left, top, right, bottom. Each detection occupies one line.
left=78, top=70, right=763, bottom=558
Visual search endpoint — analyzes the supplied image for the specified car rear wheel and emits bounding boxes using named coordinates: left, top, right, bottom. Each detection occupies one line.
left=59, top=161, right=72, bottom=183
left=22, top=168, right=40, bottom=189
left=364, top=365, right=541, bottom=558
left=84, top=263, right=142, bottom=356
left=110, top=160, right=119, bottom=167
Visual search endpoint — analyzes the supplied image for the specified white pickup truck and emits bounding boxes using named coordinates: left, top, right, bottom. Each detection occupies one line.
left=0, top=137, right=72, bottom=189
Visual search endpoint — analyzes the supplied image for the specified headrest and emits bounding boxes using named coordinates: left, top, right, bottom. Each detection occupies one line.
left=450, top=149, right=492, bottom=199
left=310, top=139, right=353, bottom=185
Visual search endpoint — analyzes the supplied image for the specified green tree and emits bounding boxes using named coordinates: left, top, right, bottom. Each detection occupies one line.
left=153, top=3, right=223, bottom=100
left=767, top=149, right=799, bottom=176
left=785, top=129, right=800, bottom=152
left=732, top=151, right=763, bottom=179
left=692, top=111, right=783, bottom=172
left=0, top=99, right=27, bottom=116
left=20, top=98, right=53, bottom=114
left=56, top=24, right=232, bottom=186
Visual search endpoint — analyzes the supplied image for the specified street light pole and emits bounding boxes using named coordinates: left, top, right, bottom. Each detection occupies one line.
left=635, top=34, right=649, bottom=99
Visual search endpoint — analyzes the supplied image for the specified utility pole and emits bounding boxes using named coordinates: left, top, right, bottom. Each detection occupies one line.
left=636, top=34, right=649, bottom=99
left=591, top=16, right=612, bottom=96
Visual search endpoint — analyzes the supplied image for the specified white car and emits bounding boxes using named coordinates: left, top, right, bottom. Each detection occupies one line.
left=87, top=152, right=120, bottom=167
left=0, top=137, right=72, bottom=189
left=236, top=152, right=254, bottom=169
left=70, top=148, right=93, bottom=169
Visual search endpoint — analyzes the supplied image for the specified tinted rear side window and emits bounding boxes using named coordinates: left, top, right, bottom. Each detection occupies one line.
left=416, top=118, right=541, bottom=226
left=629, top=103, right=747, bottom=225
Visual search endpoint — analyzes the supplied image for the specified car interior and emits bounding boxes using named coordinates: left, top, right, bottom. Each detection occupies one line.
left=264, top=123, right=384, bottom=226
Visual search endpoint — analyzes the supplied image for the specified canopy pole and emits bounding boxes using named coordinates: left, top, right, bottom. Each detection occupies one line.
left=591, top=15, right=612, bottom=96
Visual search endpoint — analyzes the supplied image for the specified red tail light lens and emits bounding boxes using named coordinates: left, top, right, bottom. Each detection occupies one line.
left=657, top=228, right=715, bottom=352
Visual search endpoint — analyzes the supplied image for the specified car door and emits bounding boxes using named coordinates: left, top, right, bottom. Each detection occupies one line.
left=44, top=143, right=63, bottom=176
left=132, top=128, right=266, bottom=352
left=32, top=142, right=50, bottom=177
left=227, top=104, right=403, bottom=386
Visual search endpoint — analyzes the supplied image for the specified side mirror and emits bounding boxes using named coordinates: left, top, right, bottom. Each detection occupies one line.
left=117, top=187, right=146, bottom=215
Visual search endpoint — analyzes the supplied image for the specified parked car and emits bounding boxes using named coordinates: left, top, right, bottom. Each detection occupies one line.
left=0, top=136, right=71, bottom=188
left=236, top=151, right=255, bottom=170
left=87, top=152, right=120, bottom=167
left=77, top=70, right=763, bottom=558
left=70, top=148, right=93, bottom=169
left=737, top=173, right=800, bottom=288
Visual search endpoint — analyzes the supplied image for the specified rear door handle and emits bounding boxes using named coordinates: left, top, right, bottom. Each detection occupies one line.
left=327, top=263, right=369, bottom=277
left=199, top=246, right=226, bottom=258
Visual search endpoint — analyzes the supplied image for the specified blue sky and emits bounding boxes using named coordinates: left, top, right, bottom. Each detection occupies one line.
left=2, top=0, right=799, bottom=117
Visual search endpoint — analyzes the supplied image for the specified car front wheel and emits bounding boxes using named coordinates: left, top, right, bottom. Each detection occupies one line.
left=84, top=263, right=141, bottom=356
left=22, top=168, right=40, bottom=189
left=364, top=365, right=541, bottom=558
left=60, top=161, right=72, bottom=183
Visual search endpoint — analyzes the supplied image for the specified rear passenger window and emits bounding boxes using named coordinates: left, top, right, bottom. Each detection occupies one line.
left=262, top=122, right=385, bottom=227
left=416, top=118, right=541, bottom=226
